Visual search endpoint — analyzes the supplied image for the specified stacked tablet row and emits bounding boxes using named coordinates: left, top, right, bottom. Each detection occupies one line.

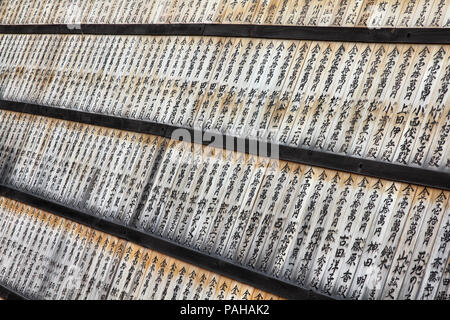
left=0, top=110, right=165, bottom=225
left=0, top=0, right=449, bottom=28
left=0, top=110, right=448, bottom=300
left=0, top=35, right=449, bottom=171
left=0, top=196, right=279, bottom=300
left=132, top=136, right=450, bottom=300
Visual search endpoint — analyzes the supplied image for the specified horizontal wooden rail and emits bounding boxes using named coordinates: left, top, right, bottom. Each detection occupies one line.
left=0, top=100, right=448, bottom=191
left=0, top=24, right=448, bottom=44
